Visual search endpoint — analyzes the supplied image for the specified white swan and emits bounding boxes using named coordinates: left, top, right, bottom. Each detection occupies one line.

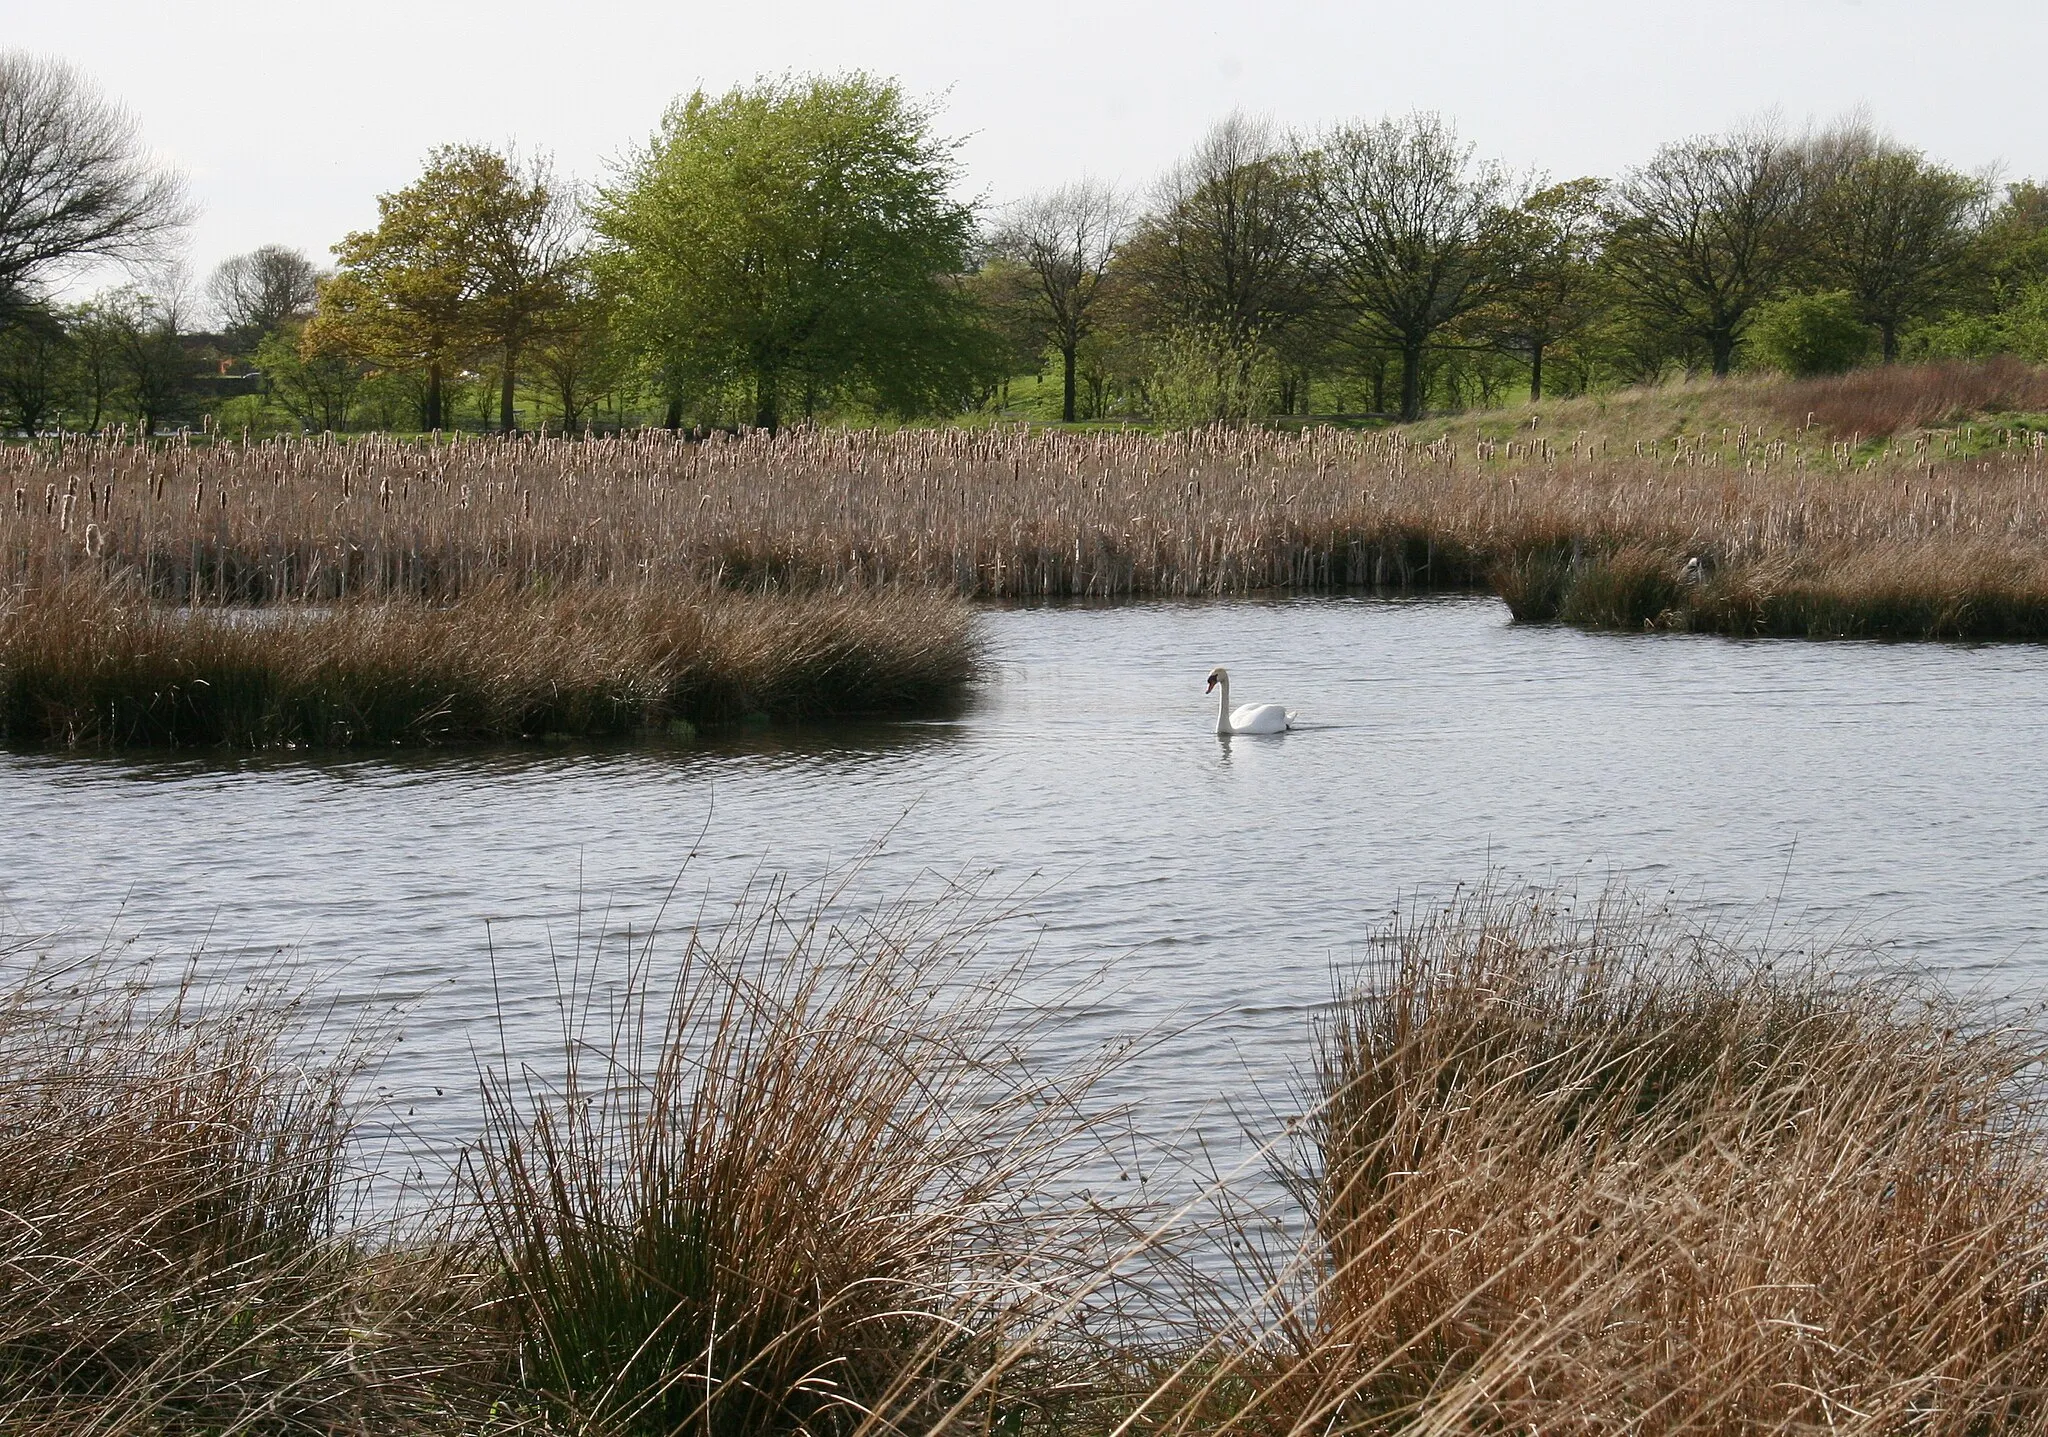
left=1207, top=667, right=1296, bottom=735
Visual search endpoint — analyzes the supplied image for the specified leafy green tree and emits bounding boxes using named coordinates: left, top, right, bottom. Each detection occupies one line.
left=530, top=270, right=635, bottom=431
left=0, top=302, right=70, bottom=431
left=1116, top=114, right=1320, bottom=417
left=64, top=298, right=122, bottom=431
left=1747, top=290, right=1872, bottom=375
left=1604, top=126, right=1812, bottom=375
left=313, top=144, right=574, bottom=431
left=256, top=321, right=365, bottom=431
left=312, top=155, right=476, bottom=429
left=1301, top=112, right=1514, bottom=420
left=102, top=282, right=192, bottom=434
left=595, top=73, right=994, bottom=428
left=1811, top=145, right=1986, bottom=362
left=1479, top=178, right=1607, bottom=400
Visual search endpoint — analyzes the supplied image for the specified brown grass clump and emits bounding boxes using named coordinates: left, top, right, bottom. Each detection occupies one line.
left=1137, top=885, right=2048, bottom=1436
left=468, top=873, right=1125, bottom=1437
left=1773, top=355, right=2048, bottom=439
left=0, top=573, right=975, bottom=749
left=0, top=952, right=473, bottom=1435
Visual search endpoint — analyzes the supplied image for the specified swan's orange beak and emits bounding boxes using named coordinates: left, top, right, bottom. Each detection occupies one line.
left=1205, top=677, right=1217, bottom=693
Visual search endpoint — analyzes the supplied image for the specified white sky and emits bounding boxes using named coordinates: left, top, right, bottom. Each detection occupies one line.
left=7, top=0, right=2044, bottom=312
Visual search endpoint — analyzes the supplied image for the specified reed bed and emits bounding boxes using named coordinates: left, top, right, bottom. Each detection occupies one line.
left=0, top=574, right=974, bottom=749
left=7, top=877, right=2048, bottom=1433
left=9, top=385, right=2048, bottom=636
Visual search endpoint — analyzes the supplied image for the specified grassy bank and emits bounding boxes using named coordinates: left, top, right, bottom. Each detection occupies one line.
left=0, top=577, right=974, bottom=749
left=8, top=359, right=2048, bottom=640
left=7, top=879, right=2047, bottom=1435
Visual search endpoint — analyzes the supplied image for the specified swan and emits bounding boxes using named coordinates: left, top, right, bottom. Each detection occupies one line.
left=1206, top=667, right=1296, bottom=735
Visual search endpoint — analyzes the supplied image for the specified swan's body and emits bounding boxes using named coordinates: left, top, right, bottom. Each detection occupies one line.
left=1206, top=667, right=1296, bottom=735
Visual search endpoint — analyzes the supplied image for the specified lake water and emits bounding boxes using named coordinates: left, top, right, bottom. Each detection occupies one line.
left=6, top=595, right=2047, bottom=1183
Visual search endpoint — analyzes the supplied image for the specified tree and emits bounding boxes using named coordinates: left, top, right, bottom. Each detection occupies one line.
left=1302, top=112, right=1515, bottom=420
left=102, top=280, right=193, bottom=434
left=256, top=321, right=365, bottom=432
left=595, top=73, right=994, bottom=429
left=311, top=145, right=519, bottom=431
left=1604, top=125, right=1812, bottom=375
left=0, top=302, right=69, bottom=431
left=462, top=149, right=580, bottom=431
left=0, top=52, right=187, bottom=325
left=208, top=244, right=320, bottom=350
left=1808, top=143, right=1986, bottom=362
left=992, top=181, right=1128, bottom=423
left=1480, top=178, right=1607, bottom=401
left=65, top=298, right=121, bottom=430
left=530, top=271, right=634, bottom=432
left=1118, top=113, right=1321, bottom=406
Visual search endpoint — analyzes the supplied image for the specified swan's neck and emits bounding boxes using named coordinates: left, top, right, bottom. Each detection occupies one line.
left=1214, top=677, right=1231, bottom=735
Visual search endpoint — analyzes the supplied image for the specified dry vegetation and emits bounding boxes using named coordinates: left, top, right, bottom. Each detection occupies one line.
left=8, top=359, right=2048, bottom=645
left=8, top=878, right=2048, bottom=1436
left=0, top=575, right=972, bottom=748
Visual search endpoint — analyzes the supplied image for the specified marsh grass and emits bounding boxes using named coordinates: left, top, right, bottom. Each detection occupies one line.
left=0, top=574, right=975, bottom=749
left=0, top=949, right=477, bottom=1435
left=9, top=875, right=2048, bottom=1436
left=12, top=363, right=2048, bottom=638
left=467, top=872, right=1132, bottom=1437
left=1129, top=885, right=2048, bottom=1435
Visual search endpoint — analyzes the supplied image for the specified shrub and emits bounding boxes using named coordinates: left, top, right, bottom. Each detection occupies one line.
left=1748, top=290, right=1873, bottom=377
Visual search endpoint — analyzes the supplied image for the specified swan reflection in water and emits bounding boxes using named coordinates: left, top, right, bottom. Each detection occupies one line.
left=1206, top=666, right=1297, bottom=736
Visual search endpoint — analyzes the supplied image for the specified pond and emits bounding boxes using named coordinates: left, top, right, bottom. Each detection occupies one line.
left=6, top=595, right=2047, bottom=1180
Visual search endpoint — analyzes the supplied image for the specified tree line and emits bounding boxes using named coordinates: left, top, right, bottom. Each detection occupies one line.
left=3, top=53, right=2046, bottom=436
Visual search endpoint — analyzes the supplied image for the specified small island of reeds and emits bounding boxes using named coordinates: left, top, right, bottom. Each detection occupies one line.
left=0, top=576, right=972, bottom=749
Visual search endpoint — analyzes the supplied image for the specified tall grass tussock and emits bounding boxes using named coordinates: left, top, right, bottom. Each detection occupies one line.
left=8, top=876, right=2048, bottom=1434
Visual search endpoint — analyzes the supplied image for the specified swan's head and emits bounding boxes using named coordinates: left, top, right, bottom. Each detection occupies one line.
left=1205, top=666, right=1228, bottom=693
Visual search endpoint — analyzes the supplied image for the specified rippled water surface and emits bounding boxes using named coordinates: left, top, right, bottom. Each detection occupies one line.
left=7, top=596, right=2048, bottom=1163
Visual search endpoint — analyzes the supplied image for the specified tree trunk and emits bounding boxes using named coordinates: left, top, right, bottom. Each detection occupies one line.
left=1530, top=342, right=1545, bottom=403
left=1061, top=342, right=1078, bottom=424
left=1399, top=337, right=1426, bottom=422
left=753, top=375, right=778, bottom=431
left=425, top=361, right=443, bottom=431
left=665, top=395, right=684, bottom=430
left=1881, top=320, right=1899, bottom=364
left=500, top=347, right=519, bottom=433
left=1710, top=328, right=1736, bottom=377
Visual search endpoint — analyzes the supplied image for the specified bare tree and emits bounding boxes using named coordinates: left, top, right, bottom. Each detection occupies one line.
left=0, top=53, right=188, bottom=323
left=1603, top=124, right=1812, bottom=375
left=993, top=180, right=1129, bottom=423
left=1304, top=112, right=1515, bottom=420
left=208, top=244, right=320, bottom=347
left=1807, top=132, right=1988, bottom=362
left=1121, top=114, right=1321, bottom=370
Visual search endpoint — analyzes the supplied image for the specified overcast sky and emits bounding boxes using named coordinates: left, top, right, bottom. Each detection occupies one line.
left=7, top=0, right=2044, bottom=309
